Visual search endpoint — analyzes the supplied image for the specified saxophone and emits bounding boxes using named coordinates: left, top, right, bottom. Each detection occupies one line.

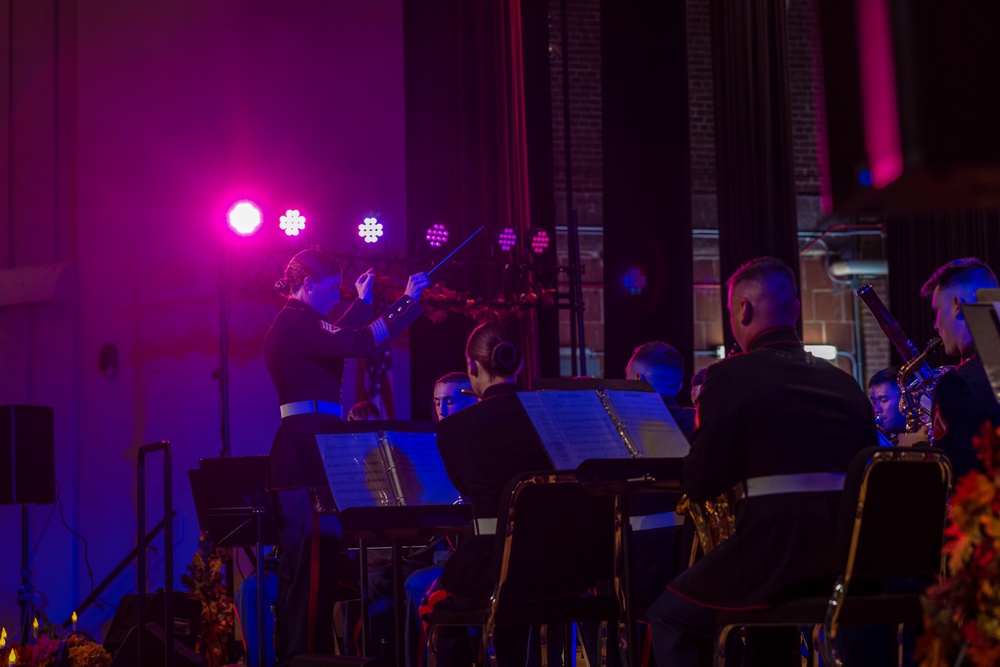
left=676, top=490, right=737, bottom=555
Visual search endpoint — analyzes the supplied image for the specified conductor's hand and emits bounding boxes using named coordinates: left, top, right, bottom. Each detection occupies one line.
left=405, top=272, right=430, bottom=301
left=355, top=268, right=375, bottom=305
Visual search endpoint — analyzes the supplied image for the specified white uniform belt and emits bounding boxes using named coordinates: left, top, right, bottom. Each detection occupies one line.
left=630, top=511, right=685, bottom=531
left=744, top=472, right=846, bottom=497
left=280, top=400, right=343, bottom=419
left=476, top=518, right=497, bottom=535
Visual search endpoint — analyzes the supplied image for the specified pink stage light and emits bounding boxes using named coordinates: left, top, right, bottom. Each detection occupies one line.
left=280, top=210, right=306, bottom=236
left=498, top=227, right=517, bottom=252
left=228, top=201, right=262, bottom=236
left=530, top=229, right=550, bottom=254
left=358, top=217, right=384, bottom=243
left=426, top=222, right=449, bottom=248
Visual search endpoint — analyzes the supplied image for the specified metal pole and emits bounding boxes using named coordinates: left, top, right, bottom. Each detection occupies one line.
left=219, top=249, right=232, bottom=458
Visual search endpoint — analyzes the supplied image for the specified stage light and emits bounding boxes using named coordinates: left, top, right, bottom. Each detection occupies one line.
left=426, top=222, right=449, bottom=248
left=858, top=169, right=874, bottom=187
left=623, top=268, right=647, bottom=296
left=280, top=209, right=306, bottom=236
left=498, top=227, right=517, bottom=252
left=358, top=216, right=383, bottom=243
left=530, top=229, right=550, bottom=254
left=228, top=201, right=262, bottom=236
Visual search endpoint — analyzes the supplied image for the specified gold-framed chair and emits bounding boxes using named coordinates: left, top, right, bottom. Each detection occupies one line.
left=712, top=446, right=952, bottom=667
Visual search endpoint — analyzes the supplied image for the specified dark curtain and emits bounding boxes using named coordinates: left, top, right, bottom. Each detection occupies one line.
left=403, top=0, right=555, bottom=418
left=711, top=0, right=800, bottom=350
left=886, top=212, right=1000, bottom=367
left=601, top=0, right=694, bottom=391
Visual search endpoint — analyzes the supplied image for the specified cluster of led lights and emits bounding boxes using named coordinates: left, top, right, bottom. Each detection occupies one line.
left=358, top=217, right=384, bottom=243
left=530, top=229, right=550, bottom=254
left=498, top=227, right=518, bottom=252
left=226, top=202, right=392, bottom=244
left=426, top=222, right=449, bottom=248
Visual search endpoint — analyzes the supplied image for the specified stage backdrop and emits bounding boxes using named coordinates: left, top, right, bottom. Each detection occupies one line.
left=0, top=0, right=407, bottom=638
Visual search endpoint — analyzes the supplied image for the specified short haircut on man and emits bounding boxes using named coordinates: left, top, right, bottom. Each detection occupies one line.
left=435, top=371, right=471, bottom=387
left=628, top=341, right=684, bottom=395
left=726, top=256, right=797, bottom=295
left=867, top=366, right=901, bottom=389
left=920, top=257, right=999, bottom=299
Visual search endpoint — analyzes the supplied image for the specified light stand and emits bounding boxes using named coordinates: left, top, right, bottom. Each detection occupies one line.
left=19, top=504, right=33, bottom=644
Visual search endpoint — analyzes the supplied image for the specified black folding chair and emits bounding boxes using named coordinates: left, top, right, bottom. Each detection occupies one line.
left=712, top=446, right=952, bottom=667
left=424, top=471, right=620, bottom=667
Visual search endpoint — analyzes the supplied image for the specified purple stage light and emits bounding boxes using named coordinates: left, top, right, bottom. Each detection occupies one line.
left=280, top=209, right=306, bottom=236
left=498, top=227, right=517, bottom=252
left=228, top=201, right=262, bottom=236
left=358, top=216, right=384, bottom=243
left=426, top=222, right=449, bottom=248
left=530, top=229, right=550, bottom=254
left=623, top=268, right=647, bottom=296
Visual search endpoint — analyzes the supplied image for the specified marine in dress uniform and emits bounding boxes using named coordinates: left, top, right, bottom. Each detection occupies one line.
left=265, top=252, right=425, bottom=665
left=648, top=258, right=878, bottom=667
left=932, top=350, right=1000, bottom=478
left=921, top=258, right=1000, bottom=480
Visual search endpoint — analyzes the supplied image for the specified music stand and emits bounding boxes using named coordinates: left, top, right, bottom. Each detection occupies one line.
left=966, top=289, right=1000, bottom=402
left=189, top=456, right=278, bottom=667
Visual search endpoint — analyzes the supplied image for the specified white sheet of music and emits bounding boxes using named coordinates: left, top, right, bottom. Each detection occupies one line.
left=603, top=390, right=691, bottom=458
left=382, top=431, right=462, bottom=506
left=517, top=391, right=629, bottom=469
left=316, top=433, right=396, bottom=508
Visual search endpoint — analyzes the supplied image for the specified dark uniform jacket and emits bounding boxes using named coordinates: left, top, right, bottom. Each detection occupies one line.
left=932, top=348, right=1000, bottom=480
left=668, top=328, right=878, bottom=609
left=435, top=383, right=553, bottom=601
left=265, top=294, right=420, bottom=491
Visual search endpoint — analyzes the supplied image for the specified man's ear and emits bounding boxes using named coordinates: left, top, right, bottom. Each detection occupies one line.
left=467, top=359, right=479, bottom=377
left=954, top=295, right=966, bottom=320
left=740, top=299, right=753, bottom=326
left=302, top=276, right=315, bottom=292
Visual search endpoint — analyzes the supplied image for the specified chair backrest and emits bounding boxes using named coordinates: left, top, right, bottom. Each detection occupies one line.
left=489, top=471, right=616, bottom=609
left=834, top=446, right=952, bottom=583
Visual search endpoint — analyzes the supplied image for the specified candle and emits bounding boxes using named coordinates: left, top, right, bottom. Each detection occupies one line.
left=71, top=612, right=78, bottom=632
left=8, top=648, right=16, bottom=667
left=0, top=627, right=6, bottom=649
left=32, top=618, right=38, bottom=640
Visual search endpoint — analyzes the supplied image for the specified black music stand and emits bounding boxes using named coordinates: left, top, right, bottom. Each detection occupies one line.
left=189, top=456, right=278, bottom=667
left=966, top=289, right=1000, bottom=402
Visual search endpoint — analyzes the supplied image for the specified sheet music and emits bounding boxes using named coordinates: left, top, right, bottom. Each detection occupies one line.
left=382, top=431, right=462, bottom=506
left=603, top=390, right=691, bottom=458
left=517, top=391, right=628, bottom=469
left=316, top=433, right=396, bottom=508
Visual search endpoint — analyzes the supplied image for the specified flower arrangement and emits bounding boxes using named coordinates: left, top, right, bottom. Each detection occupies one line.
left=3, top=632, right=111, bottom=667
left=180, top=531, right=235, bottom=667
left=918, top=420, right=1000, bottom=666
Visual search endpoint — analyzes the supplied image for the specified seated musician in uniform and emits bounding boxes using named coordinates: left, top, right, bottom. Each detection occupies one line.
left=424, top=322, right=553, bottom=667
left=690, top=366, right=709, bottom=407
left=868, top=366, right=906, bottom=445
left=624, top=342, right=696, bottom=620
left=921, top=257, right=1000, bottom=479
left=433, top=372, right=478, bottom=421
left=647, top=256, right=878, bottom=667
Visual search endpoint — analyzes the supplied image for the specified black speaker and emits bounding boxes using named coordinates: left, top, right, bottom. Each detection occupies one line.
left=109, top=623, right=206, bottom=667
left=819, top=1, right=1000, bottom=213
left=0, top=405, right=55, bottom=505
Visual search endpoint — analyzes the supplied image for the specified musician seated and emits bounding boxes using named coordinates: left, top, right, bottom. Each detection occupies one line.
left=424, top=322, right=554, bottom=667
left=868, top=367, right=905, bottom=445
left=624, top=342, right=695, bottom=615
left=647, top=257, right=878, bottom=667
